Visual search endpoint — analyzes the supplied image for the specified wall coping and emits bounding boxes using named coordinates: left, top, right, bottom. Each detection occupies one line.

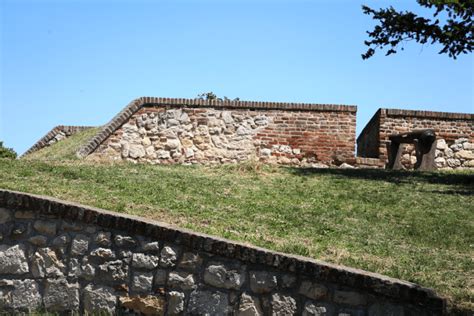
left=76, top=96, right=357, bottom=158
left=0, top=189, right=445, bottom=312
left=382, top=108, right=473, bottom=120
left=21, top=125, right=95, bottom=158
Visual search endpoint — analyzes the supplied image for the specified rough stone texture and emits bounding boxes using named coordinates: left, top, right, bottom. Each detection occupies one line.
left=160, top=245, right=178, bottom=267
left=188, top=290, right=230, bottom=315
left=31, top=247, right=65, bottom=277
left=70, top=234, right=89, bottom=256
left=204, top=262, right=246, bottom=290
left=271, top=293, right=297, bottom=315
left=167, top=291, right=185, bottom=315
left=237, top=292, right=263, bottom=316
left=0, top=189, right=446, bottom=315
left=119, top=295, right=165, bottom=316
left=302, top=302, right=332, bottom=316
left=95, top=231, right=112, bottom=246
left=83, top=284, right=116, bottom=314
left=43, top=279, right=80, bottom=311
left=0, top=279, right=41, bottom=311
left=90, top=103, right=356, bottom=166
left=0, top=244, right=29, bottom=274
left=168, top=271, right=196, bottom=290
left=132, top=271, right=154, bottom=294
left=132, top=253, right=160, bottom=269
left=97, top=260, right=129, bottom=282
left=178, top=251, right=202, bottom=271
left=357, top=108, right=473, bottom=169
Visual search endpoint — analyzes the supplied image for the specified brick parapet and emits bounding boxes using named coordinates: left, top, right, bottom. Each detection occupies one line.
left=76, top=97, right=357, bottom=159
left=357, top=108, right=473, bottom=168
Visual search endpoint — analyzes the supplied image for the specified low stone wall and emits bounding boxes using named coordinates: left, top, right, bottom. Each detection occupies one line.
left=398, top=138, right=474, bottom=170
left=22, top=125, right=94, bottom=157
left=78, top=97, right=357, bottom=166
left=0, top=189, right=444, bottom=315
left=357, top=109, right=474, bottom=169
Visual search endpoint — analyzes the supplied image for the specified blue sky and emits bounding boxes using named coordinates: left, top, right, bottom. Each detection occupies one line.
left=1, top=0, right=472, bottom=155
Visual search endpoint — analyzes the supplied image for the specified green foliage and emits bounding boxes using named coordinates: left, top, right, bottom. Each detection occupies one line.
left=362, top=0, right=473, bottom=59
left=0, top=158, right=473, bottom=312
left=197, top=92, right=240, bottom=101
left=0, top=141, right=17, bottom=159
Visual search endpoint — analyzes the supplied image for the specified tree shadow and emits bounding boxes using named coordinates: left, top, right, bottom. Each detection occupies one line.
left=288, top=167, right=474, bottom=194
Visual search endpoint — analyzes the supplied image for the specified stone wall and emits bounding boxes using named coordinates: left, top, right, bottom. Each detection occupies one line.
left=78, top=97, right=357, bottom=166
left=357, top=109, right=474, bottom=169
left=0, top=189, right=445, bottom=315
left=22, top=125, right=94, bottom=157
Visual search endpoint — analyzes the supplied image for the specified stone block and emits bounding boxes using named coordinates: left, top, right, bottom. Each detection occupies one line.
left=160, top=245, right=179, bottom=267
left=132, top=271, right=154, bottom=294
left=33, top=220, right=56, bottom=235
left=0, top=279, right=41, bottom=311
left=31, top=247, right=65, bottom=277
left=132, top=253, right=160, bottom=269
left=83, top=284, right=116, bottom=314
left=188, top=290, right=230, bottom=315
left=0, top=244, right=29, bottom=274
left=43, top=279, right=80, bottom=312
left=168, top=291, right=185, bottom=315
left=237, top=292, right=263, bottom=316
left=70, top=234, right=89, bottom=256
left=168, top=271, right=196, bottom=290
left=249, top=270, right=278, bottom=294
left=271, top=293, right=297, bottom=316
left=204, top=263, right=246, bottom=290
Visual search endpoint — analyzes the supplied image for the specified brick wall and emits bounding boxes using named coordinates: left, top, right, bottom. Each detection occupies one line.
left=84, top=97, right=356, bottom=166
left=357, top=109, right=474, bottom=169
left=0, top=189, right=445, bottom=315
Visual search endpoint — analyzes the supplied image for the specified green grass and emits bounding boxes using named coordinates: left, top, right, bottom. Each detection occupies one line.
left=24, top=127, right=100, bottom=161
left=1, top=158, right=472, bottom=313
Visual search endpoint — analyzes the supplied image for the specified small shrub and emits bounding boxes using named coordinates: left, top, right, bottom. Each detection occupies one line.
left=0, top=141, right=17, bottom=159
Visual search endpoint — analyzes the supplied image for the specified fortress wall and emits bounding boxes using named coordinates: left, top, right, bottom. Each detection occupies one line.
left=79, top=97, right=356, bottom=166
left=0, top=189, right=445, bottom=315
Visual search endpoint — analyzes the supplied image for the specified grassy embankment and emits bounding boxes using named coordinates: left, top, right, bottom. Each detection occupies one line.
left=2, top=129, right=473, bottom=313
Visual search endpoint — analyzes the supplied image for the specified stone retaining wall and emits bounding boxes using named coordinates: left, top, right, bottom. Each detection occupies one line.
left=357, top=109, right=474, bottom=169
left=0, top=189, right=445, bottom=315
left=22, top=125, right=94, bottom=157
left=78, top=97, right=357, bottom=166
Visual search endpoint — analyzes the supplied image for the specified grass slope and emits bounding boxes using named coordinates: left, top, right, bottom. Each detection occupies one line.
left=24, top=127, right=100, bottom=161
left=1, top=159, right=472, bottom=312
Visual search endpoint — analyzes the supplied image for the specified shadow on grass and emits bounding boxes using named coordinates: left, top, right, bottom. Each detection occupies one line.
left=288, top=168, right=474, bottom=194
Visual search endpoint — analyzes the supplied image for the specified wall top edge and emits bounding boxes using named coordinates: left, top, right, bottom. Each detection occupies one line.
left=139, top=96, right=358, bottom=113
left=382, top=108, right=473, bottom=120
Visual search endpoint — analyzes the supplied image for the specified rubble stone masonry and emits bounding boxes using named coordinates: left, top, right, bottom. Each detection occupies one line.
left=79, top=97, right=356, bottom=166
left=0, top=189, right=445, bottom=315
